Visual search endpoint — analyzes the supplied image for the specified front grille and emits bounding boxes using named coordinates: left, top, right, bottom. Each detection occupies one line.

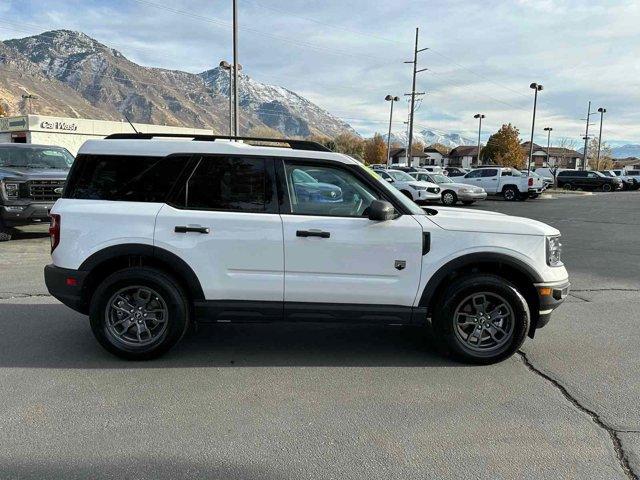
left=27, top=180, right=65, bottom=201
left=427, top=187, right=440, bottom=194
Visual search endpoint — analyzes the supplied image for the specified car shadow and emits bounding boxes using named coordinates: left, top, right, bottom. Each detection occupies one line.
left=8, top=227, right=50, bottom=240
left=0, top=303, right=461, bottom=369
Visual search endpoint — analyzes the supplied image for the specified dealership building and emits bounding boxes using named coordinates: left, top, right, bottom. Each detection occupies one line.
left=0, top=114, right=213, bottom=155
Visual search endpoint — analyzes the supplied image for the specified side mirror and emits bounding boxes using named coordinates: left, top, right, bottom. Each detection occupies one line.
left=384, top=177, right=394, bottom=183
left=368, top=200, right=395, bottom=221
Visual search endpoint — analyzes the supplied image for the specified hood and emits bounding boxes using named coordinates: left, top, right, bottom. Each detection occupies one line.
left=0, top=166, right=69, bottom=180
left=417, top=207, right=559, bottom=236
left=447, top=182, right=484, bottom=190
left=409, top=180, right=439, bottom=189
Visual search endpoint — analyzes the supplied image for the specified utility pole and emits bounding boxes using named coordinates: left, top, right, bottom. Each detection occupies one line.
left=474, top=114, right=485, bottom=166
left=596, top=107, right=606, bottom=167
left=232, top=0, right=239, bottom=137
left=385, top=95, right=399, bottom=166
left=582, top=101, right=591, bottom=171
left=404, top=27, right=428, bottom=167
left=21, top=94, right=38, bottom=115
left=219, top=61, right=242, bottom=136
left=544, top=127, right=553, bottom=166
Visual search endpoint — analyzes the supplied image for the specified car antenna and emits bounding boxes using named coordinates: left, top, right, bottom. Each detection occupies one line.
left=123, top=114, right=139, bottom=134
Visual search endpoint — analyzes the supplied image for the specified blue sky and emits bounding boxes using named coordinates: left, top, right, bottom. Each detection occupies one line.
left=1, top=0, right=639, bottom=145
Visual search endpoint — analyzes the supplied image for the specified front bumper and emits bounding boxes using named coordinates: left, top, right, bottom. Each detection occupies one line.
left=1, top=203, right=54, bottom=226
left=458, top=191, right=487, bottom=201
left=44, top=264, right=89, bottom=314
left=414, top=190, right=441, bottom=204
left=534, top=279, right=570, bottom=329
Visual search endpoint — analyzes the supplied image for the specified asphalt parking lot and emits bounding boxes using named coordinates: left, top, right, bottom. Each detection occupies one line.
left=0, top=191, right=638, bottom=480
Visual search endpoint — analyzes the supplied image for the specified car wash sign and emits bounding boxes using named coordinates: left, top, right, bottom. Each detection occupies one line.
left=0, top=116, right=28, bottom=132
left=39, top=119, right=78, bottom=132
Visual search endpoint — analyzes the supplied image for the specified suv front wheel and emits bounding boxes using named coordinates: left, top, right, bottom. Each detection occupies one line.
left=89, top=267, right=190, bottom=360
left=432, top=274, right=530, bottom=364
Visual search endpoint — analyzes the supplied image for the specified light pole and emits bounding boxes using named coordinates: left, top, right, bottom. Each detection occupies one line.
left=21, top=94, right=38, bottom=115
left=385, top=95, right=399, bottom=166
left=543, top=127, right=553, bottom=166
left=474, top=114, right=485, bottom=166
left=232, top=0, right=239, bottom=137
left=219, top=61, right=242, bottom=136
left=597, top=107, right=606, bottom=167
left=527, top=83, right=543, bottom=174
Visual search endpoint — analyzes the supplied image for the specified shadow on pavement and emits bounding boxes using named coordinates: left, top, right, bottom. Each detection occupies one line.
left=0, top=303, right=458, bottom=369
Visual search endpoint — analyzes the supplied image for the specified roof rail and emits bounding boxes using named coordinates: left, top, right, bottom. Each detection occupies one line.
left=103, top=133, right=332, bottom=152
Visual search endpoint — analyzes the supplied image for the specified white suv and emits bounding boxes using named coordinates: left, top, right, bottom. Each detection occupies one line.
left=44, top=134, right=570, bottom=364
left=375, top=169, right=441, bottom=204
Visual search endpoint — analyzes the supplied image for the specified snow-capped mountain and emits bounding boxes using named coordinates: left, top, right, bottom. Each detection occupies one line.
left=0, top=30, right=355, bottom=137
left=390, top=129, right=474, bottom=148
left=611, top=144, right=640, bottom=159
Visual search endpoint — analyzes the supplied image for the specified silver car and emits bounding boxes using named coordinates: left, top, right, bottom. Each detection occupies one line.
left=410, top=171, right=487, bottom=206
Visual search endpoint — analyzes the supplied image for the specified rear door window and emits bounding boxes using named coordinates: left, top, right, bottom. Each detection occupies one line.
left=65, top=154, right=191, bottom=202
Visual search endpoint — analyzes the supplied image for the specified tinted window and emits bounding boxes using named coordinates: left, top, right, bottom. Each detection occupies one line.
left=66, top=154, right=189, bottom=202
left=180, top=156, right=269, bottom=212
left=482, top=169, right=498, bottom=177
left=284, top=163, right=379, bottom=217
left=558, top=171, right=577, bottom=177
left=465, top=170, right=482, bottom=178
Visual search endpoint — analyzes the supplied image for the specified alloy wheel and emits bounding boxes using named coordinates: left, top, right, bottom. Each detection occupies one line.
left=453, top=292, right=515, bottom=353
left=105, top=286, right=169, bottom=346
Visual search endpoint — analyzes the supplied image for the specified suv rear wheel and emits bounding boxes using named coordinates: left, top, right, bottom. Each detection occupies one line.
left=89, top=267, right=190, bottom=360
left=432, top=274, right=530, bottom=364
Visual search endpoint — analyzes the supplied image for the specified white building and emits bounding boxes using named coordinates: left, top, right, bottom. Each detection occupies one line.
left=0, top=114, right=214, bottom=155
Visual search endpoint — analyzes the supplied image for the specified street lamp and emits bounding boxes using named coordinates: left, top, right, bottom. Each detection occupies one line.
left=21, top=94, right=38, bottom=115
left=474, top=114, right=485, bottom=166
left=597, top=107, right=606, bottom=166
left=527, top=82, right=543, bottom=174
left=385, top=95, right=400, bottom=166
left=219, top=61, right=242, bottom=136
left=543, top=127, right=553, bottom=167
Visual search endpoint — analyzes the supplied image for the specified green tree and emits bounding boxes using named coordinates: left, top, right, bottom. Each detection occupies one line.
left=363, top=133, right=387, bottom=165
left=481, top=123, right=525, bottom=168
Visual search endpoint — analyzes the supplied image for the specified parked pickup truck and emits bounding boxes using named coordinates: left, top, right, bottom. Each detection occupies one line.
left=458, top=167, right=544, bottom=201
left=0, top=143, right=74, bottom=241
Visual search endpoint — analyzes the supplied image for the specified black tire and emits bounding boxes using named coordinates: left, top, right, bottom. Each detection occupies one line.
left=461, top=201, right=475, bottom=206
left=529, top=193, right=539, bottom=199
left=601, top=183, right=612, bottom=192
left=432, top=274, right=530, bottom=364
left=502, top=186, right=518, bottom=201
left=89, top=267, right=190, bottom=360
left=563, top=183, right=573, bottom=191
left=441, top=190, right=457, bottom=206
left=0, top=219, right=11, bottom=242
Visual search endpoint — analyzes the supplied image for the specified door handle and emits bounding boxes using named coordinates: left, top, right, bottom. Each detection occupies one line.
left=296, top=230, right=330, bottom=238
left=175, top=225, right=210, bottom=234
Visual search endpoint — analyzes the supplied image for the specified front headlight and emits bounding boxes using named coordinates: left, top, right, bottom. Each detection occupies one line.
left=2, top=182, right=20, bottom=200
left=410, top=184, right=427, bottom=191
left=546, top=235, right=563, bottom=266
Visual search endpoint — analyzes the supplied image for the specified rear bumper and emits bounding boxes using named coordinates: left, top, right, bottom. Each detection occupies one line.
left=1, top=203, right=54, bottom=226
left=44, top=264, right=89, bottom=314
left=534, top=279, right=570, bottom=329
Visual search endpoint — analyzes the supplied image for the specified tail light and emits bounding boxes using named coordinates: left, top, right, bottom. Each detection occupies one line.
left=528, top=177, right=534, bottom=187
left=49, top=214, right=61, bottom=253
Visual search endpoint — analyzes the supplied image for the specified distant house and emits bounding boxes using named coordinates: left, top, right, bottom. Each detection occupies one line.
left=423, top=147, right=446, bottom=166
left=521, top=142, right=582, bottom=169
left=388, top=147, right=429, bottom=166
left=613, top=157, right=640, bottom=170
left=448, top=146, right=479, bottom=168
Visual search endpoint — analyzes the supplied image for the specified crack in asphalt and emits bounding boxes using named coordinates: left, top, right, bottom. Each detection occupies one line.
left=518, top=351, right=638, bottom=480
left=0, top=292, right=51, bottom=299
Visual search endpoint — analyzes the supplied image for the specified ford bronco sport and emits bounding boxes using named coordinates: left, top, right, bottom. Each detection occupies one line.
left=44, top=134, right=570, bottom=364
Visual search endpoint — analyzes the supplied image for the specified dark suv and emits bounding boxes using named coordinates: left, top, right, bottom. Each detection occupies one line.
left=556, top=170, right=622, bottom=192
left=0, top=144, right=74, bottom=241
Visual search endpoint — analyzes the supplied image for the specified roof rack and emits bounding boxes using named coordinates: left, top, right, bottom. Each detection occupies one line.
left=103, top=133, right=331, bottom=152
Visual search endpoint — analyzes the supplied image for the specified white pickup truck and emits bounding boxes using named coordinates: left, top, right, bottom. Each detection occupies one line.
left=458, top=167, right=545, bottom=201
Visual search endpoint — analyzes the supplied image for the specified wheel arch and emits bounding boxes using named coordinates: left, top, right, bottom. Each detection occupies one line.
left=79, top=244, right=205, bottom=309
left=418, top=252, right=542, bottom=336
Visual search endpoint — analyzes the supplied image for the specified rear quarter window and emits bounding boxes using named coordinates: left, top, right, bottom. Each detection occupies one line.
left=65, top=154, right=191, bottom=202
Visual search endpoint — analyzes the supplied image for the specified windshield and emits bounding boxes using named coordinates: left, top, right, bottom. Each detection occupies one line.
left=510, top=168, right=523, bottom=177
left=431, top=174, right=452, bottom=184
left=361, top=165, right=424, bottom=215
left=388, top=170, right=415, bottom=182
left=594, top=171, right=606, bottom=177
left=291, top=169, right=318, bottom=184
left=0, top=147, right=74, bottom=170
